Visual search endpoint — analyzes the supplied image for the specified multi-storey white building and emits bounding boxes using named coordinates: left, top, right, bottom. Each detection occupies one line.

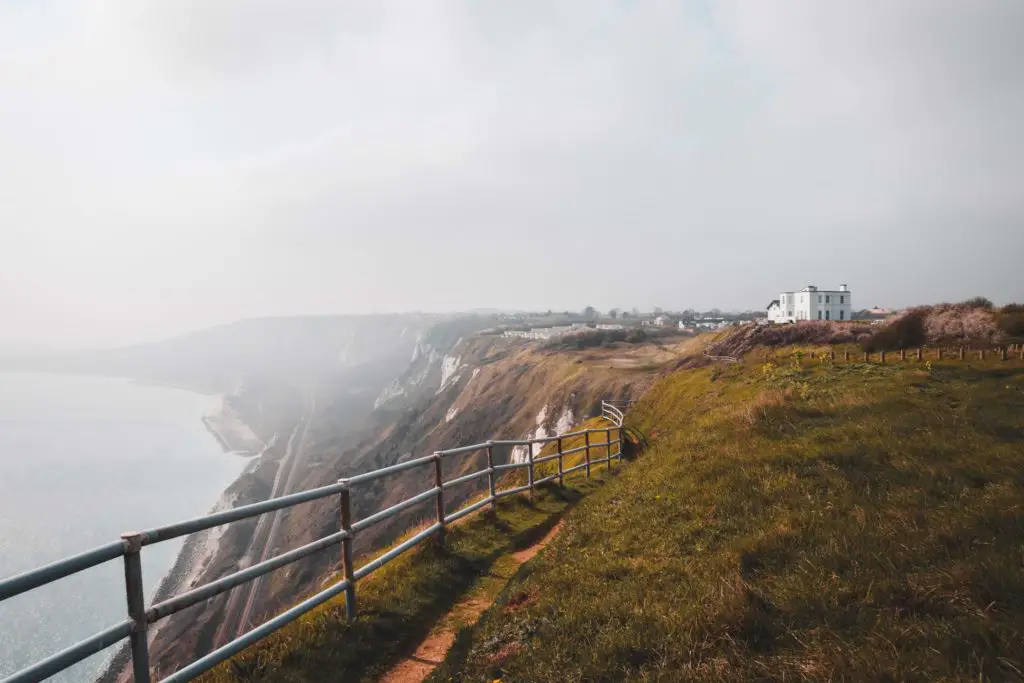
left=767, top=284, right=852, bottom=323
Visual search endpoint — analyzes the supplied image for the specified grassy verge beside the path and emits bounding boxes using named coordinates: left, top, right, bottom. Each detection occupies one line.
left=432, top=354, right=1024, bottom=682
left=200, top=467, right=614, bottom=682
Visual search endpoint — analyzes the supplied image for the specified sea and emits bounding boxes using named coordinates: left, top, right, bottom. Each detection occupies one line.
left=0, top=372, right=248, bottom=682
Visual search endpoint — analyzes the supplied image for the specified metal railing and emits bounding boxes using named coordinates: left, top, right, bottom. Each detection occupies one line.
left=0, top=402, right=627, bottom=683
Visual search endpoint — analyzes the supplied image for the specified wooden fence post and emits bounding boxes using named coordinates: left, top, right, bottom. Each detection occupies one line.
left=844, top=350, right=850, bottom=361
left=486, top=442, right=497, bottom=511
left=339, top=483, right=357, bottom=621
left=557, top=436, right=564, bottom=487
left=1001, top=347, right=1008, bottom=361
left=830, top=350, right=835, bottom=361
left=900, top=349, right=906, bottom=361
left=880, top=350, right=886, bottom=363
left=959, top=347, right=965, bottom=360
left=979, top=349, right=985, bottom=360
left=433, top=454, right=445, bottom=543
left=584, top=431, right=591, bottom=478
left=936, top=348, right=942, bottom=360
left=864, top=351, right=869, bottom=362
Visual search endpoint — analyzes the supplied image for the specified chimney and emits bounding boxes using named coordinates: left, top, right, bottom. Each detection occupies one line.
left=839, top=284, right=848, bottom=292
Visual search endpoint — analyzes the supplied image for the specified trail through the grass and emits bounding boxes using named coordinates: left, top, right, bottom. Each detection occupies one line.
left=378, top=521, right=564, bottom=683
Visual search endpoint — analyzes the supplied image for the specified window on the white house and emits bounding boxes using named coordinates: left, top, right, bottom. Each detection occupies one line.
left=826, top=310, right=830, bottom=320
left=826, top=295, right=830, bottom=303
left=840, top=310, right=845, bottom=320
left=818, top=311, right=822, bottom=320
left=840, top=296, right=845, bottom=304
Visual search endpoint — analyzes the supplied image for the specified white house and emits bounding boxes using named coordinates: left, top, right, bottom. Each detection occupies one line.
left=768, top=284, right=852, bottom=323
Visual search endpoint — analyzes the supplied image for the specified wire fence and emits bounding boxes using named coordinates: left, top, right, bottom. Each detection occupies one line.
left=0, top=402, right=627, bottom=683
left=801, top=345, right=1024, bottom=363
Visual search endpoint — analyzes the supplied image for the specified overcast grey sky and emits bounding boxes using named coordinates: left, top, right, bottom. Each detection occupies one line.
left=2, top=1, right=1022, bottom=348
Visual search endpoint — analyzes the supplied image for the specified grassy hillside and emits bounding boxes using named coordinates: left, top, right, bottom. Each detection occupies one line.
left=434, top=351, right=1024, bottom=682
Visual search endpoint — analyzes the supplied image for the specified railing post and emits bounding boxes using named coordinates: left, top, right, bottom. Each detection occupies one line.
left=338, top=481, right=357, bottom=621
left=557, top=437, right=564, bottom=487
left=900, top=349, right=906, bottom=361
left=618, top=427, right=624, bottom=461
left=486, top=442, right=497, bottom=511
left=121, top=532, right=151, bottom=683
left=606, top=428, right=612, bottom=471
left=527, top=443, right=535, bottom=497
left=434, top=453, right=445, bottom=542
left=584, top=431, right=591, bottom=478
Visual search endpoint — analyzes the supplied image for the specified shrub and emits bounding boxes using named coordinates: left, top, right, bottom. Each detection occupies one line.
left=862, top=308, right=927, bottom=352
left=625, top=329, right=647, bottom=344
left=708, top=321, right=872, bottom=357
left=997, top=303, right=1024, bottom=338
left=961, top=296, right=994, bottom=309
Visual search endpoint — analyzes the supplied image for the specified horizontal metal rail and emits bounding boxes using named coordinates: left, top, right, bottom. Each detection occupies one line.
left=1, top=397, right=630, bottom=683
left=495, top=483, right=533, bottom=499
left=441, top=467, right=492, bottom=490
left=139, top=482, right=348, bottom=546
left=438, top=443, right=487, bottom=457
left=493, top=461, right=527, bottom=472
left=160, top=578, right=354, bottom=683
left=147, top=531, right=348, bottom=624
left=3, top=620, right=133, bottom=683
left=0, top=540, right=126, bottom=601
left=347, top=452, right=438, bottom=486
left=352, top=487, right=439, bottom=533
left=564, top=461, right=590, bottom=475
left=444, top=497, right=492, bottom=525
left=353, top=524, right=442, bottom=581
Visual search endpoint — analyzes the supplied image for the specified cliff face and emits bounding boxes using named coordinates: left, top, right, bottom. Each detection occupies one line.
left=143, top=320, right=681, bottom=678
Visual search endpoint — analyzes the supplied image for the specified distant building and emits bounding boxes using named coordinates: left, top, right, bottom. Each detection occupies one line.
left=768, top=284, right=852, bottom=323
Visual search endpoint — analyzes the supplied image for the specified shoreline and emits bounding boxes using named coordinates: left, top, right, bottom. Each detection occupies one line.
left=95, top=398, right=264, bottom=683
left=202, top=394, right=268, bottom=457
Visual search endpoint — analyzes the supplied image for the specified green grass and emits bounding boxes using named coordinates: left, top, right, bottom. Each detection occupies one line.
left=200, top=472, right=613, bottom=682
left=431, top=355, right=1024, bottom=682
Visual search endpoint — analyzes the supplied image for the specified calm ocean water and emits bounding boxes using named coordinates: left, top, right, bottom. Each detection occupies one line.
left=0, top=373, right=247, bottom=682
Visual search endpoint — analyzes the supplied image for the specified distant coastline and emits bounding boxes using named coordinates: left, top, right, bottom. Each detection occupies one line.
left=201, top=394, right=268, bottom=457
left=96, top=392, right=263, bottom=683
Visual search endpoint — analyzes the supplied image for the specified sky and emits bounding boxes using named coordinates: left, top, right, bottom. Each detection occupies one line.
left=2, top=0, right=1023, bottom=348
